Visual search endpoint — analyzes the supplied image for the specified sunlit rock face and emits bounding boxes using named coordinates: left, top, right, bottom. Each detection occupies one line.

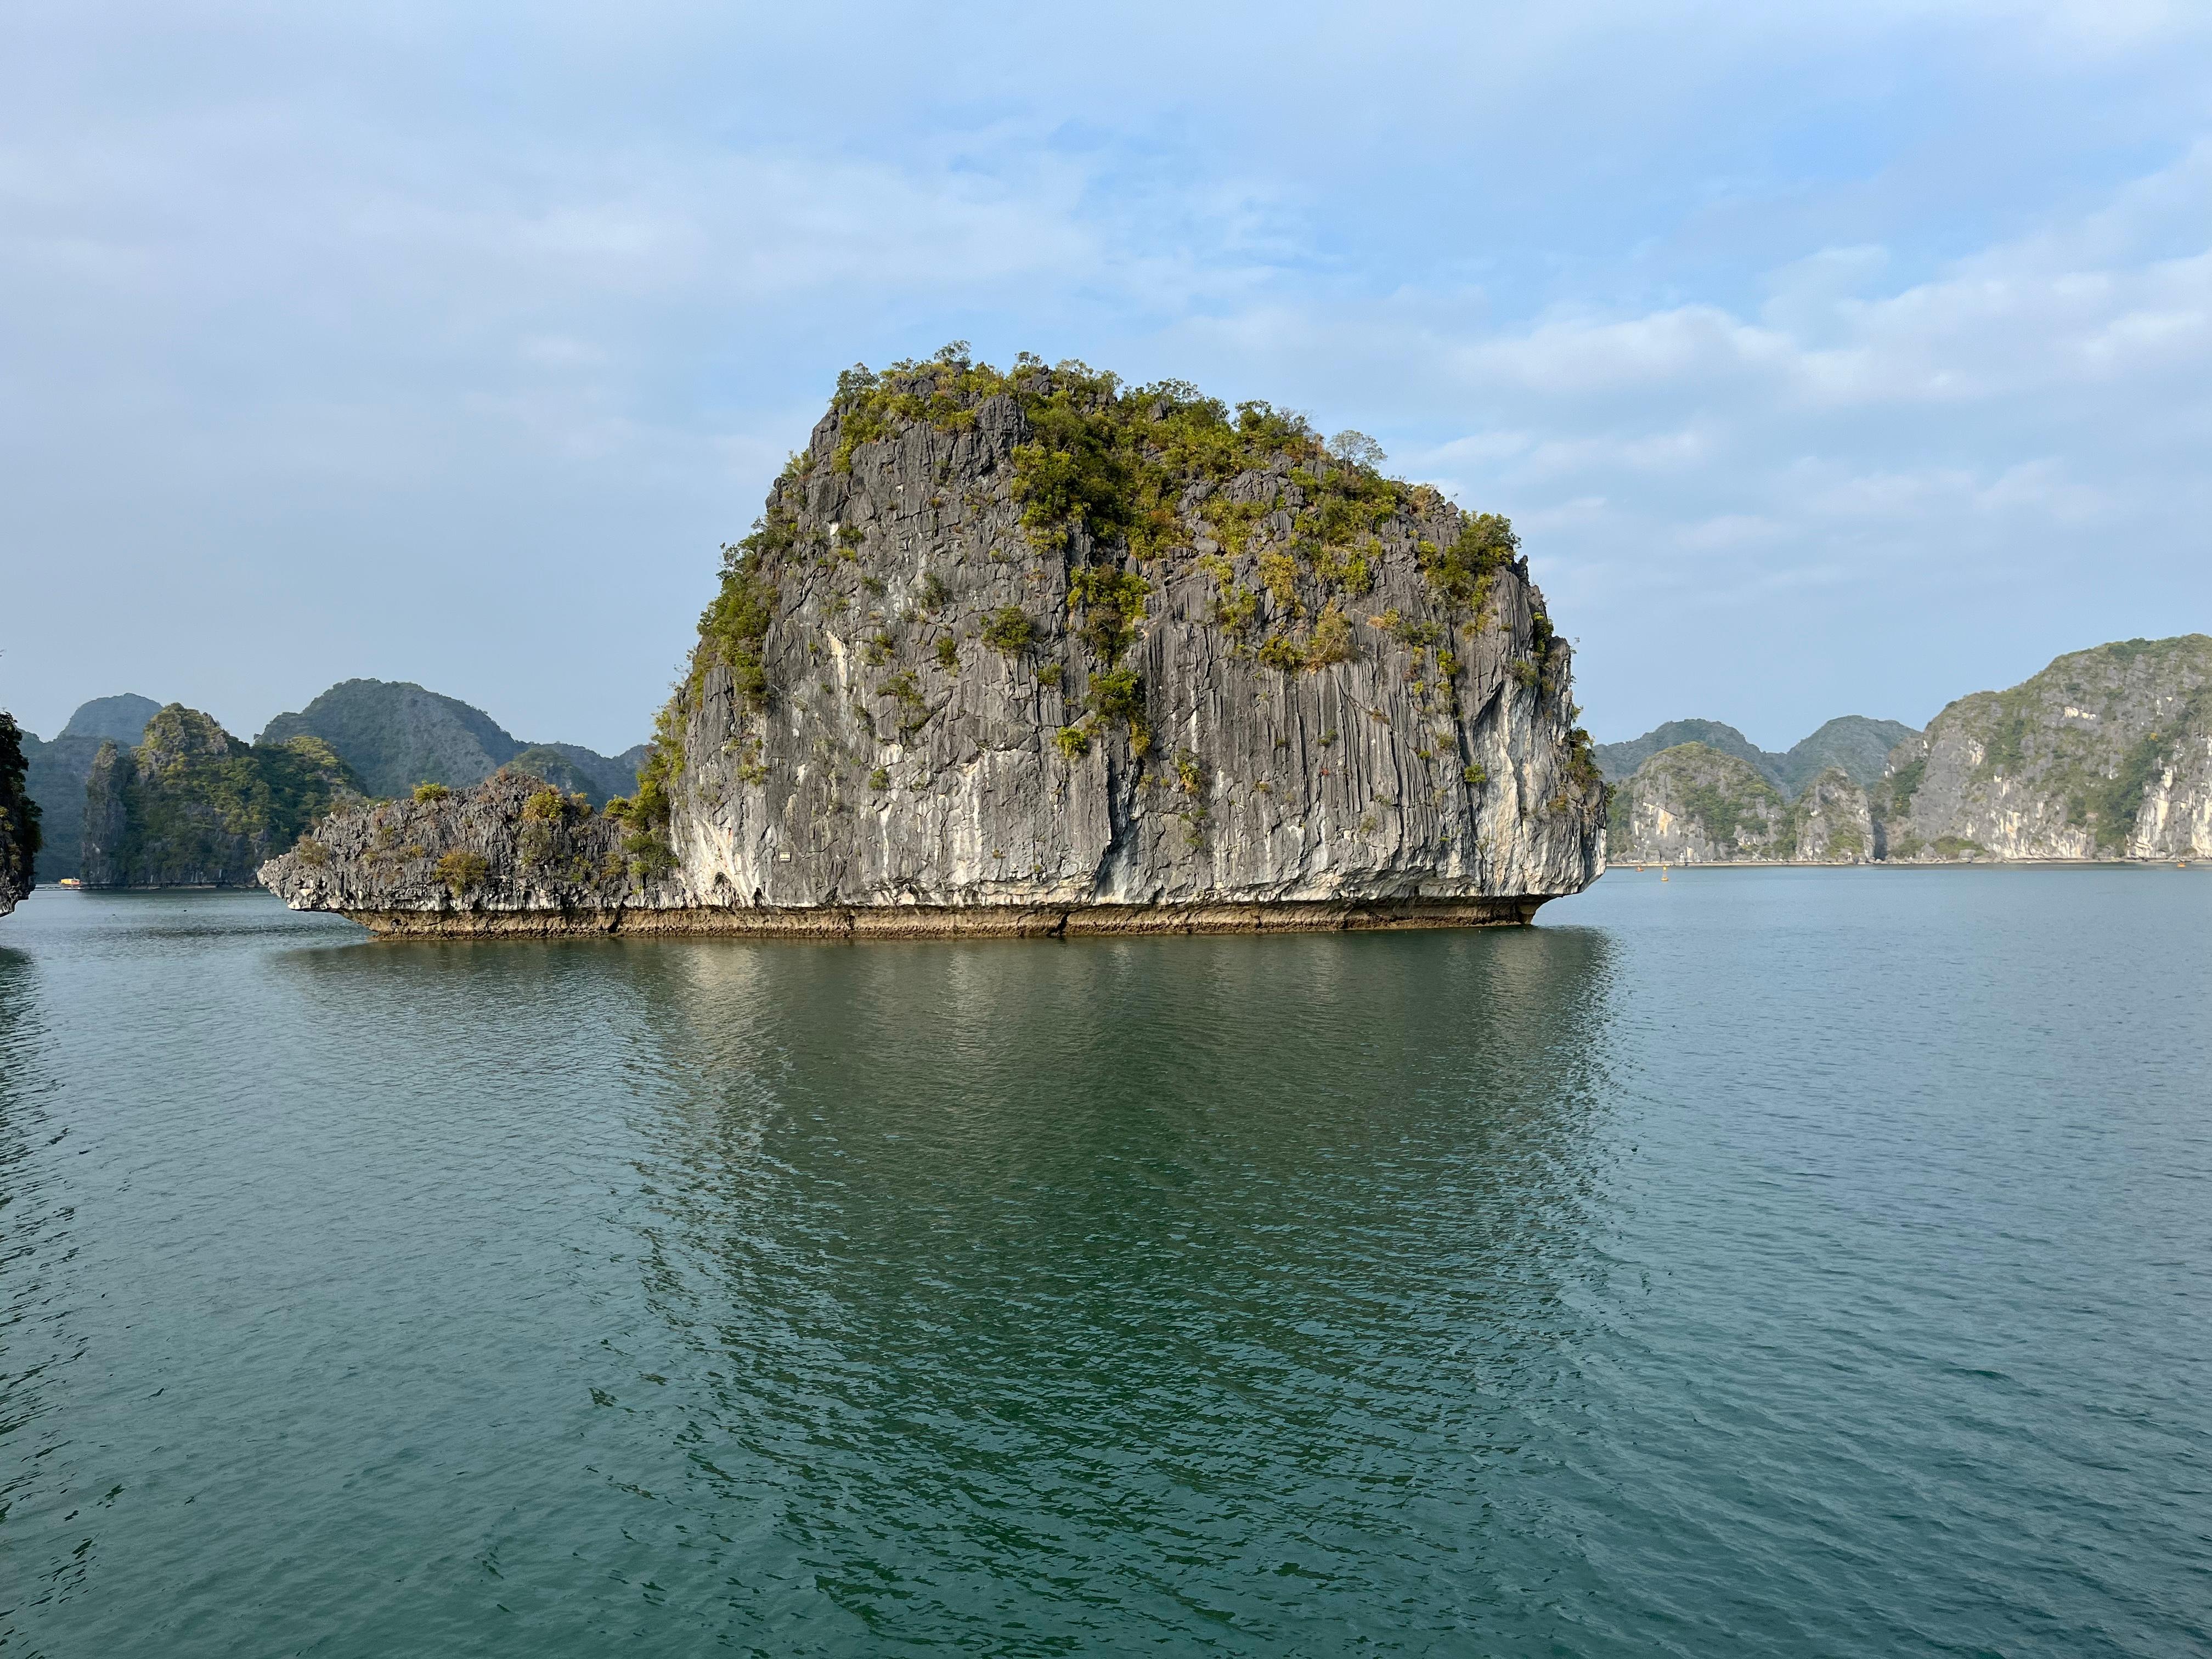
left=1875, top=636, right=2212, bottom=862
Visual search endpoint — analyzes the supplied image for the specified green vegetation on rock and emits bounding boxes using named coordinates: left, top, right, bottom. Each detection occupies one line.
left=647, top=346, right=1590, bottom=825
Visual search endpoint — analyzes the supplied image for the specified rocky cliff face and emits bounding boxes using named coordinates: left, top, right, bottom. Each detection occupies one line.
left=1791, top=767, right=1875, bottom=862
left=261, top=768, right=641, bottom=924
left=0, top=713, right=38, bottom=917
left=1607, top=745, right=1877, bottom=865
left=1607, top=637, right=2212, bottom=865
left=84, top=706, right=359, bottom=888
left=264, top=352, right=1606, bottom=933
left=1608, top=743, right=1788, bottom=863
left=1875, top=636, right=2212, bottom=861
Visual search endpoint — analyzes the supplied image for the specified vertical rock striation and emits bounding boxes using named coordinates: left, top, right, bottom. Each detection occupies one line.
left=265, top=352, right=1607, bottom=933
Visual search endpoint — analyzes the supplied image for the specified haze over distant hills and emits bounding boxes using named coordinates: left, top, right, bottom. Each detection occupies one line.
left=63, top=693, right=163, bottom=747
left=255, top=679, right=645, bottom=804
left=19, top=694, right=162, bottom=881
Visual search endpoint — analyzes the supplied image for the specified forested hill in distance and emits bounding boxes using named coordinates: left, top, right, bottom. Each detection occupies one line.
left=255, top=680, right=646, bottom=804
left=1594, top=715, right=1918, bottom=795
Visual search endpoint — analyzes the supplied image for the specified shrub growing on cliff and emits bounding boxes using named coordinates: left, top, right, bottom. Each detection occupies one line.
left=881, top=672, right=927, bottom=733
left=981, top=606, right=1037, bottom=654
left=700, top=559, right=777, bottom=713
left=1419, top=514, right=1517, bottom=613
left=1067, top=567, right=1148, bottom=659
left=1307, top=603, right=1356, bottom=667
left=435, top=849, right=488, bottom=895
left=413, top=782, right=450, bottom=803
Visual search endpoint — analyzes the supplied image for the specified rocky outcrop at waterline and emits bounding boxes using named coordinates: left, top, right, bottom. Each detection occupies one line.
left=0, top=713, right=38, bottom=918
left=262, top=350, right=1607, bottom=934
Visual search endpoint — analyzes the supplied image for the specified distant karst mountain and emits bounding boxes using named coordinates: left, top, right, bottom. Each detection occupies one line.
left=1605, top=636, right=2212, bottom=864
left=1594, top=714, right=1917, bottom=795
left=63, top=693, right=164, bottom=746
left=1878, top=635, right=2212, bottom=860
left=82, top=706, right=360, bottom=888
left=19, top=692, right=162, bottom=881
left=257, top=680, right=644, bottom=805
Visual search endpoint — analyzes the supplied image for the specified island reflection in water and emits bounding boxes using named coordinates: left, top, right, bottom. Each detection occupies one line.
left=613, top=929, right=1620, bottom=1641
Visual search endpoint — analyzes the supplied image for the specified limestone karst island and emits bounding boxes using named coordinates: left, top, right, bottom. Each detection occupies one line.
left=6, top=359, right=2209, bottom=936
left=260, top=354, right=1609, bottom=935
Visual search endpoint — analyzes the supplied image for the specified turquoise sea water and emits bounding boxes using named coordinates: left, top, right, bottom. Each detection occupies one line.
left=1, top=868, right=2207, bottom=1656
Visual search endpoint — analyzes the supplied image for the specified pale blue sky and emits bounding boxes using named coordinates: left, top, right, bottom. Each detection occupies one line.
left=5, top=1, right=2209, bottom=752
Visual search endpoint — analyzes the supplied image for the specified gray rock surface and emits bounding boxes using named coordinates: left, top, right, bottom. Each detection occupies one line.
left=265, top=358, right=1606, bottom=933
left=262, top=768, right=639, bottom=923
left=1790, top=766, right=1875, bottom=862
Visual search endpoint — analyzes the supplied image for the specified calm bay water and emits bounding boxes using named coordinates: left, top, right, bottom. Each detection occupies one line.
left=1, top=869, right=2207, bottom=1656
